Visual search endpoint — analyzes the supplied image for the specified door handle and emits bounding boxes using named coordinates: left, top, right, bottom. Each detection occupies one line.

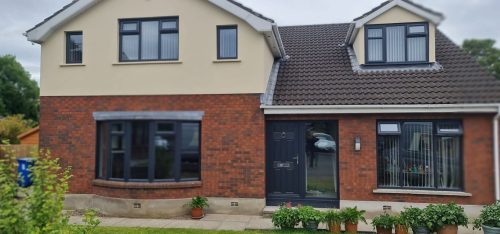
left=292, top=155, right=299, bottom=165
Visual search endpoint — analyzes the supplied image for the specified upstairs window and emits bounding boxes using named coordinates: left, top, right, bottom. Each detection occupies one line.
left=119, top=17, right=179, bottom=62
left=366, top=23, right=428, bottom=65
left=66, top=32, right=82, bottom=64
left=217, top=25, right=238, bottom=59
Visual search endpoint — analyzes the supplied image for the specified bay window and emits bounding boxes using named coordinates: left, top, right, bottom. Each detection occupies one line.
left=97, top=120, right=200, bottom=182
left=377, top=121, right=463, bottom=191
left=366, top=23, right=428, bottom=64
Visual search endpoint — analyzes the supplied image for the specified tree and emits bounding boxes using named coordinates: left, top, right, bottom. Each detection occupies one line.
left=0, top=115, right=34, bottom=144
left=462, top=39, right=500, bottom=79
left=0, top=55, right=40, bottom=121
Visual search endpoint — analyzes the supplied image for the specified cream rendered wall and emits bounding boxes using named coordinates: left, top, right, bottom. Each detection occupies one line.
left=40, top=0, right=275, bottom=97
left=353, top=6, right=436, bottom=65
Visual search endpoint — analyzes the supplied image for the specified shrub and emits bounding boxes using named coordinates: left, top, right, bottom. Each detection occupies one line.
left=325, top=210, right=342, bottom=225
left=0, top=146, right=26, bottom=234
left=185, top=196, right=209, bottom=209
left=424, top=203, right=468, bottom=230
left=0, top=115, right=35, bottom=144
left=372, top=213, right=395, bottom=229
left=474, top=201, right=500, bottom=230
left=298, top=206, right=325, bottom=224
left=401, top=207, right=430, bottom=229
left=393, top=214, right=409, bottom=227
left=272, top=205, right=300, bottom=229
left=72, top=209, right=102, bottom=234
left=341, top=207, right=367, bottom=225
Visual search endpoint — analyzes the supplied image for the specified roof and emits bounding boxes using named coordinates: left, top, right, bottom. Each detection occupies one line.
left=271, top=23, right=500, bottom=106
left=226, top=0, right=275, bottom=23
left=26, top=0, right=80, bottom=33
left=353, top=0, right=443, bottom=22
left=17, top=127, right=39, bottom=140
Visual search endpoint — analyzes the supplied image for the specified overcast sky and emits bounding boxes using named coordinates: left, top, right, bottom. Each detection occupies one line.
left=1, top=0, right=499, bottom=83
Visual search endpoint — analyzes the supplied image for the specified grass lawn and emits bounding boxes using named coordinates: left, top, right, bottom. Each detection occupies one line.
left=95, top=227, right=374, bottom=234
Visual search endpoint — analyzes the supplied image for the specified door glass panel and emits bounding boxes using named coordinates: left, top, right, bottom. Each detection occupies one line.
left=130, top=121, right=149, bottom=180
left=305, top=122, right=338, bottom=198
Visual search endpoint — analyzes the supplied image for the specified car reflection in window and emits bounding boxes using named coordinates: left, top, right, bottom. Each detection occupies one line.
left=313, top=133, right=337, bottom=152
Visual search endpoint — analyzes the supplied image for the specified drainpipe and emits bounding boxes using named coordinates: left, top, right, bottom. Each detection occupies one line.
left=494, top=105, right=500, bottom=200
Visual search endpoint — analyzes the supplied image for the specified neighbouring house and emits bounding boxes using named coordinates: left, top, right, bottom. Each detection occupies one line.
left=26, top=0, right=500, bottom=218
left=18, top=127, right=40, bottom=145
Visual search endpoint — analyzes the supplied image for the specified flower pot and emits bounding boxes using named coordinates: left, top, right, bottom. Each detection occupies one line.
left=345, top=222, right=358, bottom=234
left=303, top=221, right=319, bottom=231
left=191, top=208, right=204, bottom=219
left=329, top=222, right=341, bottom=233
left=376, top=226, right=393, bottom=234
left=483, top=225, right=500, bottom=234
left=412, top=226, right=431, bottom=234
left=437, top=224, right=458, bottom=234
left=395, top=224, right=409, bottom=234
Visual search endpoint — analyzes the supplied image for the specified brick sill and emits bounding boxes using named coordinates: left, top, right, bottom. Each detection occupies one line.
left=93, top=179, right=202, bottom=190
left=373, top=189, right=472, bottom=197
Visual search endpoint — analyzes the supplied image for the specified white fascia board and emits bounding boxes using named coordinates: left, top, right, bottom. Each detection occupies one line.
left=208, top=0, right=273, bottom=32
left=262, top=104, right=500, bottom=115
left=26, top=0, right=100, bottom=43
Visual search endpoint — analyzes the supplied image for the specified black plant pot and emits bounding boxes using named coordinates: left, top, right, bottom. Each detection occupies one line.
left=412, top=226, right=431, bottom=234
left=483, top=225, right=500, bottom=234
left=303, top=221, right=319, bottom=231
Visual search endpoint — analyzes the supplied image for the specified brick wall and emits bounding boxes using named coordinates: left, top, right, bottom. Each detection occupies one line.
left=40, top=95, right=265, bottom=199
left=268, top=114, right=496, bottom=205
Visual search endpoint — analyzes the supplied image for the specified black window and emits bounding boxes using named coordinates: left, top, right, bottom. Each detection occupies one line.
left=377, top=120, right=463, bottom=191
left=217, top=25, right=238, bottom=59
left=66, top=32, right=83, bottom=64
left=366, top=23, right=428, bottom=64
left=97, top=120, right=201, bottom=182
left=119, top=17, right=179, bottom=62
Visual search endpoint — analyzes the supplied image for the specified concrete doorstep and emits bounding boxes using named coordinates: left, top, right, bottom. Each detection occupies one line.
left=69, top=214, right=482, bottom=233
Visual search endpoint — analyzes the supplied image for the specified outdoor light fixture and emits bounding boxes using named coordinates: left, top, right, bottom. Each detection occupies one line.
left=354, top=137, right=361, bottom=151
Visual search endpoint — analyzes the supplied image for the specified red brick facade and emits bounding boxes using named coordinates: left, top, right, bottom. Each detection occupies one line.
left=40, top=95, right=265, bottom=199
left=268, top=114, right=496, bottom=205
left=41, top=95, right=496, bottom=205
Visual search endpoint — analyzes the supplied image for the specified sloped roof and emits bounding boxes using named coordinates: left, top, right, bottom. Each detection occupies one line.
left=272, top=24, right=500, bottom=106
left=353, top=0, right=443, bottom=22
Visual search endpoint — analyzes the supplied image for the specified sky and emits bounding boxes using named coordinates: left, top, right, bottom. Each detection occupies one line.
left=1, top=0, right=499, bottom=83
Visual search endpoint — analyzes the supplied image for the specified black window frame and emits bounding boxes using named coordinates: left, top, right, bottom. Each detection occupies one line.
left=365, top=22, right=429, bottom=65
left=376, top=120, right=464, bottom=192
left=217, top=25, right=238, bottom=60
left=65, top=31, right=83, bottom=64
left=96, top=120, right=201, bottom=183
left=119, top=17, right=179, bottom=62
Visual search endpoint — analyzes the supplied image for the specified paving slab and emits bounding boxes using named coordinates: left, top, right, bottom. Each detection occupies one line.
left=246, top=216, right=275, bottom=230
left=217, top=221, right=248, bottom=231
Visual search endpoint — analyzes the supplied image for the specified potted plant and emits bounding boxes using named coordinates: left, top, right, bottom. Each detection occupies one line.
left=185, top=196, right=209, bottom=219
left=325, top=210, right=342, bottom=233
left=341, top=207, right=367, bottom=234
left=372, top=213, right=395, bottom=234
left=401, top=207, right=431, bottom=234
left=271, top=205, right=300, bottom=230
left=425, top=203, right=468, bottom=234
left=298, top=206, right=325, bottom=231
left=394, top=214, right=409, bottom=234
left=474, top=201, right=500, bottom=234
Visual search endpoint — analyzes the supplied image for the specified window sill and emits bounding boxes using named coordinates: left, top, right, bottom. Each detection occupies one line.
left=373, top=189, right=472, bottom=197
left=213, top=59, right=241, bottom=63
left=60, top=63, right=86, bottom=67
left=93, top=179, right=202, bottom=190
left=112, top=60, right=183, bottom=66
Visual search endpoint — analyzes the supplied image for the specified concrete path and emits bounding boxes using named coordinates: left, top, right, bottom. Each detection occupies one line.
left=69, top=214, right=481, bottom=233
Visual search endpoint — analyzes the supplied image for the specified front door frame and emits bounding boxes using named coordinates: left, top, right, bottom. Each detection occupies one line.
left=265, top=120, right=340, bottom=208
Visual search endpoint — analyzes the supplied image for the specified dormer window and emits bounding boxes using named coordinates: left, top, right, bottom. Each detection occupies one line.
left=366, top=23, right=428, bottom=65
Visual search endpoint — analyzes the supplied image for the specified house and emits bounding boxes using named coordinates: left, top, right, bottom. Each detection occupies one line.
left=18, top=127, right=40, bottom=145
left=26, top=0, right=500, bottom=218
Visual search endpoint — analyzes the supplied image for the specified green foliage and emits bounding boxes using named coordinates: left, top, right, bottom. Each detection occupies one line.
left=0, top=55, right=40, bottom=122
left=400, top=207, right=429, bottom=229
left=0, top=146, right=26, bottom=234
left=0, top=115, right=35, bottom=144
left=474, top=201, right=500, bottom=230
left=324, top=210, right=342, bottom=225
left=340, top=207, right=367, bottom=225
left=297, top=206, right=325, bottom=224
left=424, top=203, right=468, bottom=230
left=371, top=213, right=395, bottom=229
left=72, top=209, right=102, bottom=234
left=185, top=196, right=209, bottom=209
left=462, top=39, right=500, bottom=79
left=271, top=206, right=300, bottom=229
left=393, top=214, right=409, bottom=226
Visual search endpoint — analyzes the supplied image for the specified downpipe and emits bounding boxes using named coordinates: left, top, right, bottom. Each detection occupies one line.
left=494, top=105, right=500, bottom=200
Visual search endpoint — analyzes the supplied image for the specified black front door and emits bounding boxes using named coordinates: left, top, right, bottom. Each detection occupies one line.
left=266, top=122, right=301, bottom=197
left=266, top=121, right=339, bottom=208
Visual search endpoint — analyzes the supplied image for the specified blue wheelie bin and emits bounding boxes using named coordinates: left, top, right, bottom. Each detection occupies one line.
left=17, top=158, right=36, bottom=188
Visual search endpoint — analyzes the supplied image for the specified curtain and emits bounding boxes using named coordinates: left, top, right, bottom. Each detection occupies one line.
left=402, top=122, right=434, bottom=188
left=141, top=21, right=159, bottom=60
left=386, top=26, right=406, bottom=62
left=219, top=28, right=237, bottom=58
left=407, top=37, right=426, bottom=62
left=437, top=137, right=461, bottom=189
left=121, top=35, right=139, bottom=61
left=368, top=39, right=383, bottom=62
left=378, top=136, right=400, bottom=187
left=161, top=33, right=179, bottom=60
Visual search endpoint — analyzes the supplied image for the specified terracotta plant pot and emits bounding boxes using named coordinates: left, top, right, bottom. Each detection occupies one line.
left=395, top=224, right=409, bottom=234
left=345, top=222, right=358, bottom=234
left=376, top=226, right=392, bottom=234
left=437, top=225, right=458, bottom=234
left=329, top=222, right=341, bottom=233
left=191, top=208, right=204, bottom=219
